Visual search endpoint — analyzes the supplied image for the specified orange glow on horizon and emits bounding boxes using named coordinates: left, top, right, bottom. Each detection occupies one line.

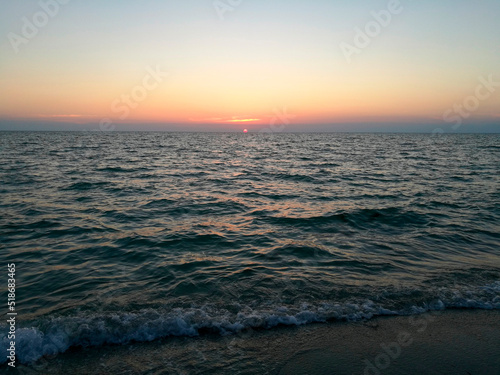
left=225, top=118, right=261, bottom=123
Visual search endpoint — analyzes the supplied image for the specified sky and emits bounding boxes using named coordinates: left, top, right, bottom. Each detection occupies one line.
left=0, top=0, right=499, bottom=132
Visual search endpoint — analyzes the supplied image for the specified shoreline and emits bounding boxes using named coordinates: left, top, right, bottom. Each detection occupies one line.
left=9, top=309, right=500, bottom=374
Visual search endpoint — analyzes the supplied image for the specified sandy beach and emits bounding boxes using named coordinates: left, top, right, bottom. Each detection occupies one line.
left=2, top=1, right=500, bottom=374
left=11, top=310, right=499, bottom=375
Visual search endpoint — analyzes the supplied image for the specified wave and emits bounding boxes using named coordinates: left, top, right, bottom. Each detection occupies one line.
left=2, top=281, right=499, bottom=365
left=262, top=207, right=430, bottom=228
left=63, top=181, right=110, bottom=191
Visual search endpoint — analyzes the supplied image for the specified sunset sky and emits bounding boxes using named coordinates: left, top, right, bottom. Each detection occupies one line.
left=1, top=0, right=499, bottom=132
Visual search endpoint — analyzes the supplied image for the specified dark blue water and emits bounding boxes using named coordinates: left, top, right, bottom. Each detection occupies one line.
left=1, top=132, right=499, bottom=364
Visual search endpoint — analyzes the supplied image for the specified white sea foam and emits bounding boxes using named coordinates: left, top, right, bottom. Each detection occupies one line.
left=1, top=283, right=499, bottom=365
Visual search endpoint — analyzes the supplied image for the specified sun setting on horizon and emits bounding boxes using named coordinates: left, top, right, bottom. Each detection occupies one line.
left=0, top=1, right=498, bottom=132
left=1, top=2, right=500, bottom=373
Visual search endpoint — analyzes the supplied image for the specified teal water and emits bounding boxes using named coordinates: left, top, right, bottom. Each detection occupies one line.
left=0, top=132, right=499, bottom=365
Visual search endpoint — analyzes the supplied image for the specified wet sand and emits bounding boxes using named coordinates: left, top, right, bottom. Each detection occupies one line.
left=12, top=310, right=500, bottom=375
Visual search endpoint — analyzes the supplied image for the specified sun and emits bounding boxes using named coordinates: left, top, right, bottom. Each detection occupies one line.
left=243, top=129, right=248, bottom=133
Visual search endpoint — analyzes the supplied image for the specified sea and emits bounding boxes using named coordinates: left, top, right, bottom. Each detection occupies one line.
left=0, top=132, right=499, bottom=367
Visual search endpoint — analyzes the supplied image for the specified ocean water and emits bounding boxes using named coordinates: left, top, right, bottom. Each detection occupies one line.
left=0, top=132, right=499, bottom=365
